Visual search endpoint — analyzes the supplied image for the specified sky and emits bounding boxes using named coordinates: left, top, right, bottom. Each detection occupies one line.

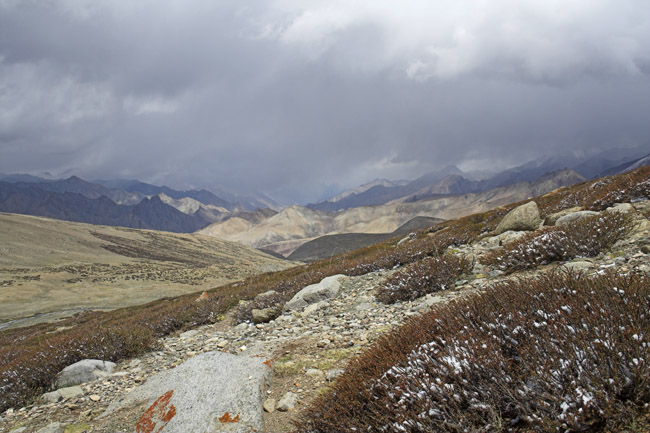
left=1, top=0, right=649, bottom=203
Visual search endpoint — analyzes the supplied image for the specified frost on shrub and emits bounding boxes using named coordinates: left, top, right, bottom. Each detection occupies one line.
left=297, top=271, right=650, bottom=433
left=481, top=212, right=631, bottom=273
left=375, top=255, right=473, bottom=304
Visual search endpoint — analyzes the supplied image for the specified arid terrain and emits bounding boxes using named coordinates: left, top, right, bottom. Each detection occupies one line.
left=0, top=213, right=293, bottom=329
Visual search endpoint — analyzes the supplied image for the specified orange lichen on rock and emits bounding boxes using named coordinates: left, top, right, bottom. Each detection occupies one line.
left=195, top=291, right=209, bottom=302
left=218, top=412, right=240, bottom=423
left=136, top=390, right=177, bottom=433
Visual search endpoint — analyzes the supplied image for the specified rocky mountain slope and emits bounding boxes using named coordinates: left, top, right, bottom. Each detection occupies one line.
left=2, top=167, right=649, bottom=433
left=200, top=168, right=585, bottom=256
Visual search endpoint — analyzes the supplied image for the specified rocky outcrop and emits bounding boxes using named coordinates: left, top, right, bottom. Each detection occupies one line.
left=55, top=360, right=116, bottom=388
left=102, top=351, right=271, bottom=433
left=494, top=201, right=541, bottom=234
left=284, top=275, right=346, bottom=312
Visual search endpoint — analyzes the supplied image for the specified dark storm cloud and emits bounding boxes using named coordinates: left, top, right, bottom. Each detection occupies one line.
left=1, top=0, right=649, bottom=202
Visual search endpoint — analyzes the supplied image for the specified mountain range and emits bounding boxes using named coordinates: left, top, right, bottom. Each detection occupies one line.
left=309, top=148, right=650, bottom=211
left=199, top=168, right=586, bottom=258
left=1, top=149, right=647, bottom=241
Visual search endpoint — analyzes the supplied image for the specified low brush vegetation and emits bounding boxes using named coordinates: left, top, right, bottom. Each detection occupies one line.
left=1, top=166, right=648, bottom=415
left=481, top=212, right=632, bottom=273
left=297, top=271, right=650, bottom=432
left=375, top=255, right=473, bottom=304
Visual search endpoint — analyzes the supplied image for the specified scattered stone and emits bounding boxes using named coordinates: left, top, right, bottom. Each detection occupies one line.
left=36, top=422, right=64, bottom=433
left=284, top=275, right=347, bottom=312
left=57, top=386, right=84, bottom=399
left=55, top=360, right=116, bottom=388
left=555, top=210, right=600, bottom=227
left=8, top=427, right=27, bottom=433
left=251, top=307, right=279, bottom=324
left=276, top=392, right=298, bottom=412
left=88, top=394, right=101, bottom=402
left=494, top=201, right=540, bottom=234
left=263, top=398, right=276, bottom=413
left=217, top=340, right=229, bottom=348
left=102, top=351, right=271, bottom=433
left=642, top=245, right=650, bottom=254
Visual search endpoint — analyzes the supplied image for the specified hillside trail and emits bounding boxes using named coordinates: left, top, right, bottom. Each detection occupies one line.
left=2, top=203, right=650, bottom=433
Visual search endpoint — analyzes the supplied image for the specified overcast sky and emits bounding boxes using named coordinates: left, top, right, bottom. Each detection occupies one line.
left=1, top=0, right=649, bottom=202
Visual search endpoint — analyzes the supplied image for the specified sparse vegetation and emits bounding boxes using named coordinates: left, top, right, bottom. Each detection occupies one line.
left=1, top=166, right=648, bottom=416
left=375, top=254, right=473, bottom=304
left=481, top=212, right=631, bottom=273
left=297, top=271, right=650, bottom=432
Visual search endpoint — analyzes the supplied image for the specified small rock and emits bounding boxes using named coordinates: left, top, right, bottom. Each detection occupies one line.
left=276, top=392, right=298, bottom=411
left=252, top=307, right=279, bottom=324
left=179, top=330, right=199, bottom=339
left=544, top=207, right=582, bottom=226
left=555, top=210, right=600, bottom=227
left=317, top=339, right=331, bottom=348
left=605, top=203, right=635, bottom=215
left=57, top=386, right=84, bottom=399
left=56, top=359, right=116, bottom=388
left=89, top=394, right=101, bottom=402
left=305, top=368, right=324, bottom=378
left=233, top=323, right=250, bottom=333
left=217, top=340, right=228, bottom=348
left=36, top=423, right=64, bottom=433
left=263, top=398, right=276, bottom=413
left=42, top=391, right=63, bottom=404
left=302, top=301, right=327, bottom=317
left=326, top=369, right=344, bottom=381
left=9, top=427, right=27, bottom=433
left=561, top=260, right=593, bottom=272
left=255, top=290, right=278, bottom=299
left=641, top=245, right=650, bottom=254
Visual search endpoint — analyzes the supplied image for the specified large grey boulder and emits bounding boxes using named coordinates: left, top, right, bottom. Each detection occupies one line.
left=102, top=351, right=271, bottom=433
left=283, top=275, right=346, bottom=312
left=55, top=359, right=116, bottom=388
left=544, top=207, right=582, bottom=226
left=494, top=202, right=540, bottom=235
left=555, top=210, right=600, bottom=227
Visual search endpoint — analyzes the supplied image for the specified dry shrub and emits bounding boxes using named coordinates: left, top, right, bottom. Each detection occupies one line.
left=297, top=271, right=650, bottom=432
left=376, top=255, right=473, bottom=304
left=0, top=293, right=223, bottom=412
left=481, top=212, right=631, bottom=273
left=537, top=166, right=650, bottom=216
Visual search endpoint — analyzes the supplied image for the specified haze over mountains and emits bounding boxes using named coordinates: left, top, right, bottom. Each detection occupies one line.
left=0, top=149, right=648, bottom=253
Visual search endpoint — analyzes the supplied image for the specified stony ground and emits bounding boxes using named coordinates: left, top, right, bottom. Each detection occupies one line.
left=2, top=204, right=649, bottom=433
